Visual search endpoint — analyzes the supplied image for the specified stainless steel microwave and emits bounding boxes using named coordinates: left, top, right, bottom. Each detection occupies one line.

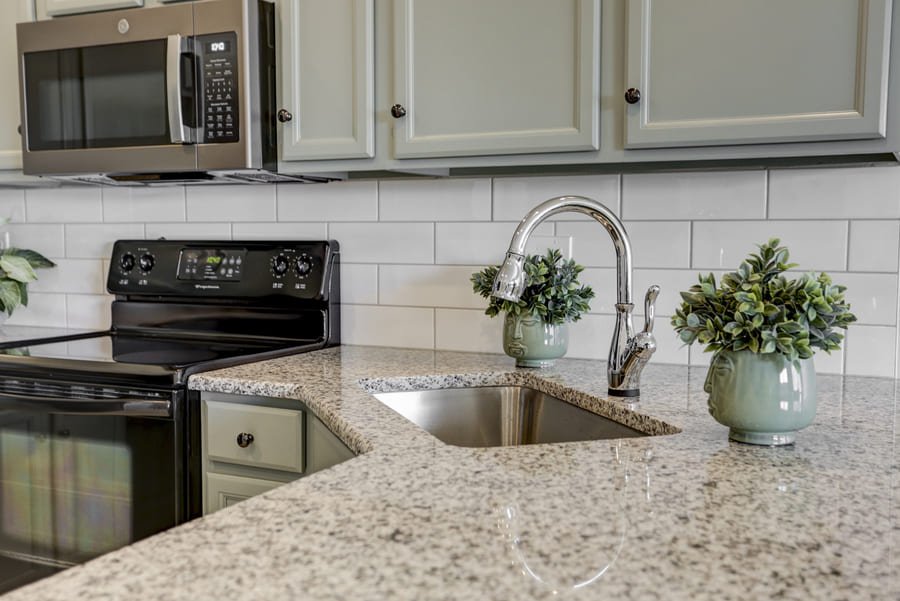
left=16, top=0, right=323, bottom=185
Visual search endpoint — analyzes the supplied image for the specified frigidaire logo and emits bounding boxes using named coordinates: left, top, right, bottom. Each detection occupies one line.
left=194, top=284, right=221, bottom=290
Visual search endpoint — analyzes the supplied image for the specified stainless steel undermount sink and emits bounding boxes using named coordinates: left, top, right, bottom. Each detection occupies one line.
left=372, top=385, right=647, bottom=448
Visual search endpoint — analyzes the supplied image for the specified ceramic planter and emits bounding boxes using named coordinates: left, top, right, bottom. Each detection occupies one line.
left=703, top=350, right=817, bottom=446
left=502, top=311, right=568, bottom=368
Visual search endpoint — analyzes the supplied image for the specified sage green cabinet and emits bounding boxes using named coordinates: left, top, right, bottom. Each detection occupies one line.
left=0, top=0, right=33, bottom=171
left=277, top=0, right=374, bottom=161
left=624, top=0, right=892, bottom=149
left=391, top=0, right=601, bottom=158
left=201, top=393, right=355, bottom=515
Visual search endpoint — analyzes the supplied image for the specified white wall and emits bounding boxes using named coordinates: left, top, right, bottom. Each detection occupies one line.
left=1, top=164, right=897, bottom=377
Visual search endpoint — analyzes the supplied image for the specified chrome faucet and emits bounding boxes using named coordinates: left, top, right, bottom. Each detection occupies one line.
left=491, top=195, right=660, bottom=398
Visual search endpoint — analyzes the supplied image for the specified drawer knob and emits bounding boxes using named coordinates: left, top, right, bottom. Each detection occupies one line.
left=390, top=104, right=407, bottom=119
left=624, top=88, right=641, bottom=104
left=236, top=432, right=255, bottom=448
left=277, top=109, right=293, bottom=123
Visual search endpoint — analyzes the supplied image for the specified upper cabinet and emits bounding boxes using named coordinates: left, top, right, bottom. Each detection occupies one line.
left=390, top=0, right=601, bottom=159
left=38, top=0, right=142, bottom=17
left=278, top=0, right=374, bottom=161
left=0, top=0, right=34, bottom=171
left=624, top=0, right=892, bottom=149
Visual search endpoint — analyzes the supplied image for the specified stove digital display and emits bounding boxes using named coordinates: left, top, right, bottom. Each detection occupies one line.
left=177, top=249, right=246, bottom=281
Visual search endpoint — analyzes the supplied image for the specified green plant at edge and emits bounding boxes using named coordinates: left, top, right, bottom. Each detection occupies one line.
left=0, top=247, right=55, bottom=316
left=671, top=238, right=856, bottom=362
left=471, top=248, right=595, bottom=325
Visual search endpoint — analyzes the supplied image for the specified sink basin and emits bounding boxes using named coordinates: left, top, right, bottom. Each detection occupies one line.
left=372, top=385, right=646, bottom=447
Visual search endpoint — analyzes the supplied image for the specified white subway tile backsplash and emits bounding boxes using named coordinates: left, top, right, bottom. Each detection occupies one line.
left=341, top=304, right=434, bottom=348
left=833, top=272, right=897, bottom=326
left=29, top=259, right=105, bottom=295
left=231, top=222, right=327, bottom=240
left=102, top=187, right=186, bottom=223
left=380, top=265, right=485, bottom=309
left=848, top=220, right=900, bottom=272
left=556, top=221, right=691, bottom=268
left=26, top=186, right=102, bottom=223
left=330, top=223, right=433, bottom=264
left=434, top=222, right=554, bottom=265
left=277, top=181, right=377, bottom=222
left=769, top=165, right=900, bottom=219
left=845, top=325, right=896, bottom=377
left=566, top=313, right=615, bottom=360
left=435, top=308, right=503, bottom=354
left=5, top=292, right=67, bottom=328
left=622, top=170, right=766, bottom=220
left=814, top=347, right=844, bottom=375
left=65, top=223, right=145, bottom=258
left=186, top=185, right=275, bottom=222
left=379, top=179, right=491, bottom=221
left=2, top=167, right=900, bottom=379
left=492, top=175, right=619, bottom=221
left=66, top=294, right=113, bottom=330
left=691, top=220, right=848, bottom=272
left=144, top=223, right=230, bottom=240
left=0, top=189, right=26, bottom=223
left=5, top=224, right=65, bottom=257
left=340, top=264, right=378, bottom=305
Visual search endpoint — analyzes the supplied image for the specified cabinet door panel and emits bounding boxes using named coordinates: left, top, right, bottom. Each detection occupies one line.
left=625, top=0, right=891, bottom=148
left=0, top=0, right=34, bottom=170
left=42, top=0, right=142, bottom=16
left=279, top=0, right=374, bottom=161
left=393, top=0, right=600, bottom=158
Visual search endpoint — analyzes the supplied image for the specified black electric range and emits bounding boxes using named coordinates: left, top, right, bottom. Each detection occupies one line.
left=0, top=240, right=339, bottom=594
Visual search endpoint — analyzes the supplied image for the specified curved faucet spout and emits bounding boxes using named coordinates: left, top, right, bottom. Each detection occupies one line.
left=491, top=195, right=658, bottom=399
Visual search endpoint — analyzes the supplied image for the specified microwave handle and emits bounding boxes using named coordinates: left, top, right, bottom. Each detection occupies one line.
left=167, top=34, right=193, bottom=144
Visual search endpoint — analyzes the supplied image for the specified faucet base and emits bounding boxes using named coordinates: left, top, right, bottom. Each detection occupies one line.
left=609, top=389, right=640, bottom=398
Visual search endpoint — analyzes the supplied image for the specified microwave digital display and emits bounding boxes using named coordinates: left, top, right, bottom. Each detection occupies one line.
left=207, top=40, right=231, bottom=53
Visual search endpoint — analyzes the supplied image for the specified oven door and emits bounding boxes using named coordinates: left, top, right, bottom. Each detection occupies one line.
left=0, top=384, right=184, bottom=594
left=16, top=2, right=198, bottom=176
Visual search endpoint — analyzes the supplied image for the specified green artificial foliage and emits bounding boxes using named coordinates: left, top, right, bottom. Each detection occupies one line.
left=671, top=239, right=856, bottom=361
left=471, top=248, right=595, bottom=325
left=0, top=247, right=55, bottom=316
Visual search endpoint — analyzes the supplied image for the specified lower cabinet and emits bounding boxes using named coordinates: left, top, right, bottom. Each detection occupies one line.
left=201, top=392, right=355, bottom=515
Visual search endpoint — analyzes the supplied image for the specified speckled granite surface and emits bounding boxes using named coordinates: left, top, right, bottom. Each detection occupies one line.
left=5, top=346, right=897, bottom=600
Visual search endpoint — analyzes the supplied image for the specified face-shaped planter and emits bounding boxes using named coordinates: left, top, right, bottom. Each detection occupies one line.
left=704, top=350, right=817, bottom=445
left=502, top=311, right=568, bottom=368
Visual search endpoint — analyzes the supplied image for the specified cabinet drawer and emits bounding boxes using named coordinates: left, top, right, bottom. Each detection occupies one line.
left=205, top=401, right=304, bottom=473
left=205, top=472, right=285, bottom=514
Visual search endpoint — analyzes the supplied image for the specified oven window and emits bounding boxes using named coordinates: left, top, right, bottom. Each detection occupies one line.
left=0, top=411, right=179, bottom=593
left=24, top=40, right=171, bottom=150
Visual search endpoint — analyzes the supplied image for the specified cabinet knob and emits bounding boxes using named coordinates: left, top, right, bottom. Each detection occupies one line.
left=390, top=104, right=407, bottom=119
left=236, top=432, right=255, bottom=448
left=624, top=88, right=641, bottom=104
left=277, top=109, right=293, bottom=123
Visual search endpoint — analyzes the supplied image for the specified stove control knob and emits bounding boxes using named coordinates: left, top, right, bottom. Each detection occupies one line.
left=273, top=255, right=289, bottom=276
left=138, top=253, right=155, bottom=272
left=294, top=257, right=312, bottom=276
left=120, top=253, right=136, bottom=271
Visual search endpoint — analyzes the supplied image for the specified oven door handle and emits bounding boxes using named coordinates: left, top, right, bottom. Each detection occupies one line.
left=167, top=34, right=194, bottom=145
left=0, top=392, right=172, bottom=418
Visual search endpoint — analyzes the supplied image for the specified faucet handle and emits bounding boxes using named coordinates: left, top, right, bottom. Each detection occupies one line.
left=643, top=285, right=660, bottom=334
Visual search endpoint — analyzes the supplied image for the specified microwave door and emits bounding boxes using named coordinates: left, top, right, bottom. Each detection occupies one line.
left=16, top=4, right=198, bottom=176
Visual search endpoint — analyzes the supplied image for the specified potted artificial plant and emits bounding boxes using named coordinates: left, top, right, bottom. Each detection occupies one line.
left=471, top=248, right=594, bottom=367
left=0, top=247, right=56, bottom=319
left=671, top=239, right=856, bottom=445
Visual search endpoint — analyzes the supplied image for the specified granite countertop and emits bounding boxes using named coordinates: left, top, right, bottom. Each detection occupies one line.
left=6, top=346, right=898, bottom=600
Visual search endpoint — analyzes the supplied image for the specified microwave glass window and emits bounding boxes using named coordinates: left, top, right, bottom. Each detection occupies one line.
left=24, top=40, right=173, bottom=150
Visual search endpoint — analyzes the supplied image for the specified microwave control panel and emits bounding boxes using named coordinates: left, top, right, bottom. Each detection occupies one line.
left=198, top=32, right=239, bottom=144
